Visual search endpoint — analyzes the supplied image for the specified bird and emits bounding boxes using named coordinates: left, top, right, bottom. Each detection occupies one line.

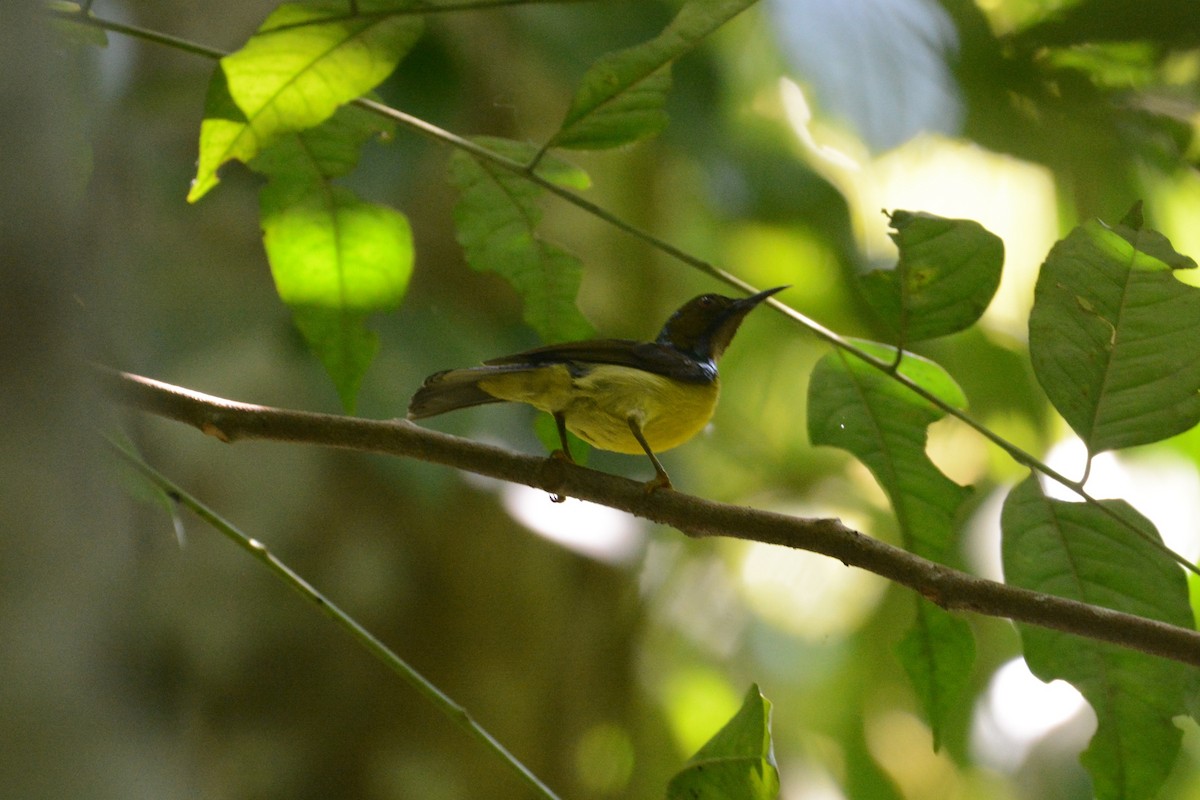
left=407, top=285, right=786, bottom=493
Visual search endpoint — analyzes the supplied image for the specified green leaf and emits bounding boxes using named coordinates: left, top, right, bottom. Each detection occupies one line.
left=1028, top=210, right=1200, bottom=455
left=665, top=684, right=779, bottom=800
left=291, top=306, right=380, bottom=413
left=190, top=67, right=249, bottom=201
left=261, top=182, right=412, bottom=309
left=808, top=340, right=974, bottom=744
left=807, top=340, right=969, bottom=561
left=896, top=598, right=975, bottom=750
left=449, top=137, right=593, bottom=342
left=261, top=182, right=412, bottom=411
left=1001, top=476, right=1194, bottom=800
left=255, top=106, right=413, bottom=411
left=547, top=0, right=757, bottom=150
left=190, top=1, right=422, bottom=201
left=858, top=210, right=1005, bottom=343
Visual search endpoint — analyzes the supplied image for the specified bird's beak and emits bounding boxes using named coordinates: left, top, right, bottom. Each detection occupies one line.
left=731, top=285, right=788, bottom=313
left=705, top=286, right=789, bottom=360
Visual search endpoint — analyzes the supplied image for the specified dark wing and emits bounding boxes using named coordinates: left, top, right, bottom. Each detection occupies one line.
left=484, top=339, right=714, bottom=382
left=407, top=364, right=538, bottom=419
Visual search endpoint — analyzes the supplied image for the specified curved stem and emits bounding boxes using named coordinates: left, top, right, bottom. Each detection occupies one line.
left=106, top=433, right=564, bottom=800
left=49, top=7, right=226, bottom=59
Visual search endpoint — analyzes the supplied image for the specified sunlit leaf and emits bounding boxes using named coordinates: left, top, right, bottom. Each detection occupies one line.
left=261, top=182, right=412, bottom=309
left=1001, top=476, right=1194, bottom=800
left=808, top=340, right=974, bottom=745
left=261, top=183, right=412, bottom=411
left=858, top=210, right=1004, bottom=343
left=190, top=68, right=249, bottom=201
left=449, top=137, right=593, bottom=342
left=1029, top=207, right=1200, bottom=455
left=665, top=684, right=779, bottom=800
left=190, top=1, right=422, bottom=201
left=187, top=7, right=414, bottom=406
left=548, top=0, right=757, bottom=150
left=256, top=106, right=412, bottom=411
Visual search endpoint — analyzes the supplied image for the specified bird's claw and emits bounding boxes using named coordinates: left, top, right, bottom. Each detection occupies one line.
left=548, top=450, right=575, bottom=503
left=642, top=473, right=673, bottom=494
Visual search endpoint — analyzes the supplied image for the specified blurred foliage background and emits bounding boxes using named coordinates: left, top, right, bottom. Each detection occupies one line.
left=4, top=0, right=1200, bottom=798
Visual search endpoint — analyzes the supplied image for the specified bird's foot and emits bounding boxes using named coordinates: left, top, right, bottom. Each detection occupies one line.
left=641, top=472, right=673, bottom=494
left=548, top=450, right=575, bottom=503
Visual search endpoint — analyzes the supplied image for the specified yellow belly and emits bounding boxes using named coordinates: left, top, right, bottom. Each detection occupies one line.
left=477, top=363, right=719, bottom=454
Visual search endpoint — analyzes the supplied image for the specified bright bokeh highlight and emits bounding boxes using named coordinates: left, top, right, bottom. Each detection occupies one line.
left=574, top=722, right=635, bottom=795
left=780, top=76, right=1060, bottom=338
left=971, top=657, right=1089, bottom=771
left=500, top=484, right=645, bottom=565
left=781, top=762, right=847, bottom=800
left=738, top=536, right=888, bottom=640
left=1043, top=437, right=1200, bottom=562
left=659, top=666, right=742, bottom=757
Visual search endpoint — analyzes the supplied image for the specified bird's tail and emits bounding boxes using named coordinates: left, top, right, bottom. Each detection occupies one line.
left=407, top=365, right=531, bottom=419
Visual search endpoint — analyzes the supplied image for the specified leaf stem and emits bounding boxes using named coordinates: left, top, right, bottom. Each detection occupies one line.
left=104, top=434, right=565, bottom=800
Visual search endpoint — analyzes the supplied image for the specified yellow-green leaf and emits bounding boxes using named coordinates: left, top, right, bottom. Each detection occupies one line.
left=190, top=1, right=421, bottom=201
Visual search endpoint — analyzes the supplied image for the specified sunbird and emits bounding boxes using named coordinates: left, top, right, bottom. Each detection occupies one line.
left=408, top=286, right=785, bottom=491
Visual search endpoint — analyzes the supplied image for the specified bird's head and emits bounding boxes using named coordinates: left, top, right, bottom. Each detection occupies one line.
left=656, top=286, right=787, bottom=362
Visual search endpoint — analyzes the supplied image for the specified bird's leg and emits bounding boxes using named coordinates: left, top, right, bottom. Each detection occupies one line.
left=550, top=412, right=575, bottom=463
left=548, top=412, right=573, bottom=503
left=627, top=417, right=672, bottom=492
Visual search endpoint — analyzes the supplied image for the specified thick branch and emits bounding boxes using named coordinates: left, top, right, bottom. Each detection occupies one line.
left=100, top=367, right=1200, bottom=667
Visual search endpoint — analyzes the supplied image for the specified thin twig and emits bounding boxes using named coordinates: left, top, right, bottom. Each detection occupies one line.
left=106, top=433, right=564, bottom=800
left=49, top=7, right=226, bottom=59
left=100, top=367, right=1200, bottom=668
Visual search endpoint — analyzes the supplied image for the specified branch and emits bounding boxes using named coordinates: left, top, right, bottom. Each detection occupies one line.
left=99, top=366, right=1200, bottom=668
left=51, top=6, right=1195, bottom=573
